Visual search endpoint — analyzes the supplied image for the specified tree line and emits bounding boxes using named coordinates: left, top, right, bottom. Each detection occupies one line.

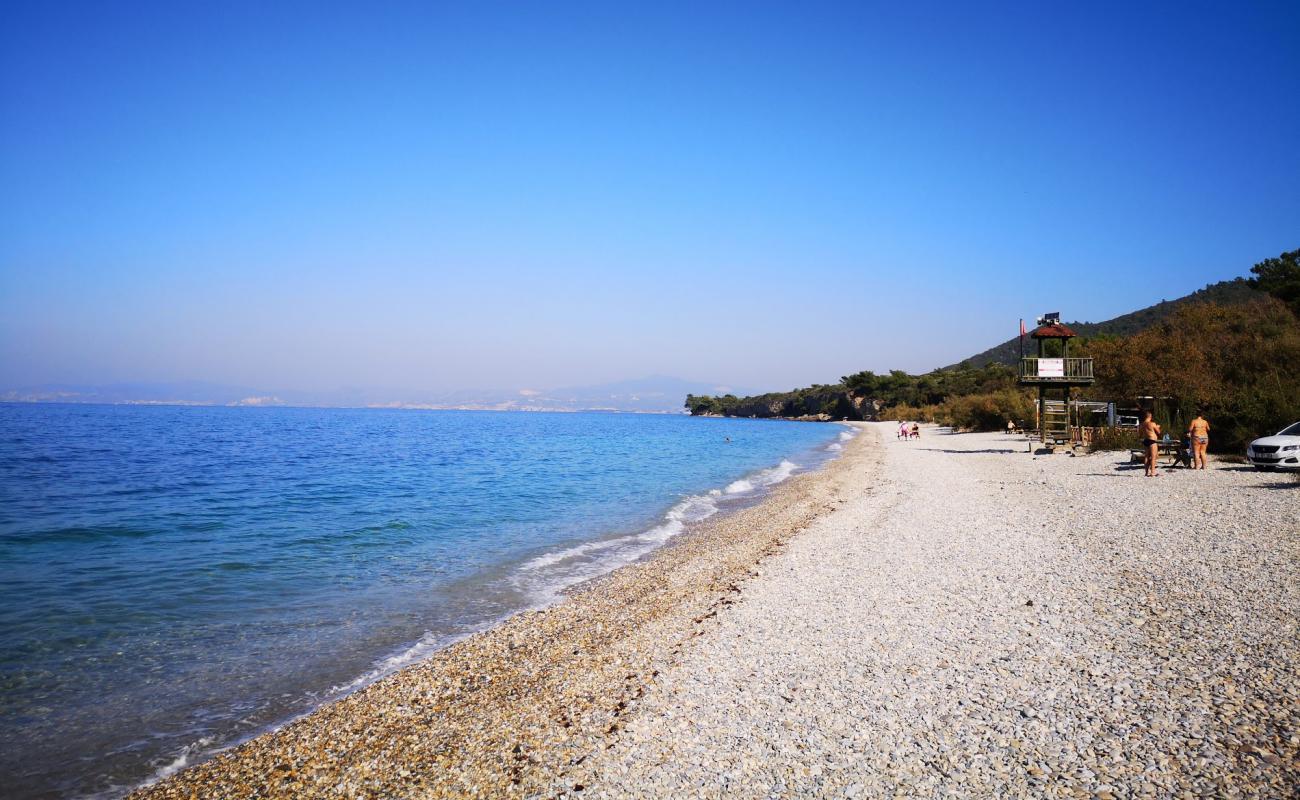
left=687, top=249, right=1300, bottom=453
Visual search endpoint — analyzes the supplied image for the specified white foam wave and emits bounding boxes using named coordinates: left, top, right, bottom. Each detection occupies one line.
left=726, top=458, right=799, bottom=494
left=673, top=494, right=722, bottom=523
left=761, top=459, right=799, bottom=485
left=328, top=630, right=453, bottom=696
left=135, top=735, right=217, bottom=795
left=826, top=442, right=842, bottom=451
left=519, top=537, right=624, bottom=571
left=839, top=430, right=855, bottom=442
left=506, top=457, right=801, bottom=606
left=509, top=491, right=727, bottom=606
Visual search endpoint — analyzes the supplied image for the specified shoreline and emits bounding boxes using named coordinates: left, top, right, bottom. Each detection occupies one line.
left=131, top=424, right=878, bottom=798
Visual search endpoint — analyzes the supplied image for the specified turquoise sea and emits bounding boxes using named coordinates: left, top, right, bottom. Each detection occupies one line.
left=0, top=404, right=847, bottom=798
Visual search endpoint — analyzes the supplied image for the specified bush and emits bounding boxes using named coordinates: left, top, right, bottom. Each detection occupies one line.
left=932, top=389, right=1036, bottom=432
left=879, top=403, right=930, bottom=422
left=1088, top=426, right=1138, bottom=453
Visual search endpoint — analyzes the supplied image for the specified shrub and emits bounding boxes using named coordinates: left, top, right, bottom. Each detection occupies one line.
left=932, top=389, right=1036, bottom=432
left=1088, top=426, right=1138, bottom=453
left=879, top=403, right=937, bottom=423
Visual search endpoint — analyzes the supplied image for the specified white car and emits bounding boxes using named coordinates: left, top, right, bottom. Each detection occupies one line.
left=1246, top=421, right=1300, bottom=470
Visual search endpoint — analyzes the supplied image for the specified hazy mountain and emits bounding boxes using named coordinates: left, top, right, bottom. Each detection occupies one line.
left=530, top=376, right=756, bottom=413
left=0, top=375, right=749, bottom=414
left=0, top=381, right=266, bottom=406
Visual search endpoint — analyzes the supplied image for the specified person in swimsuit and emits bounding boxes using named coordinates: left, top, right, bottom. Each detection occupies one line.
left=1187, top=411, right=1211, bottom=470
left=910, top=422, right=920, bottom=439
left=1138, top=410, right=1162, bottom=477
left=898, top=421, right=909, bottom=440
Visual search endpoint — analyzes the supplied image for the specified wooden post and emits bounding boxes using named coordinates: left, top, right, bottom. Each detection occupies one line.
left=1037, top=335, right=1045, bottom=442
left=1065, top=384, right=1072, bottom=444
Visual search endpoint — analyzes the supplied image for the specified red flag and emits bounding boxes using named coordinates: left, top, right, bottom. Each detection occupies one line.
left=1020, top=319, right=1027, bottom=336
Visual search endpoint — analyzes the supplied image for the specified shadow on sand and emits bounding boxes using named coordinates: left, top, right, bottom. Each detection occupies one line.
left=1107, top=461, right=1199, bottom=473
left=916, top=448, right=1021, bottom=455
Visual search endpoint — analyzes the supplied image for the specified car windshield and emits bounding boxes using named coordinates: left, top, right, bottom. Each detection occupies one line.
left=1279, top=422, right=1300, bottom=436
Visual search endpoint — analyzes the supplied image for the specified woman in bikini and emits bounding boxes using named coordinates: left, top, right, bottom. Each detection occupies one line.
left=1187, top=411, right=1211, bottom=470
left=1139, top=410, right=1162, bottom=477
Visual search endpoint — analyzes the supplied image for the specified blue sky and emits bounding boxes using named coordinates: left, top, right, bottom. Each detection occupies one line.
left=2, top=1, right=1298, bottom=396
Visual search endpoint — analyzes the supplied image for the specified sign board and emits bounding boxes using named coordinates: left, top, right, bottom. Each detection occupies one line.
left=1038, top=358, right=1064, bottom=377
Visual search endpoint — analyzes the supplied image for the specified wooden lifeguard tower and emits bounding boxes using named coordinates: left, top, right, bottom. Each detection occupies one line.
left=1018, top=312, right=1094, bottom=446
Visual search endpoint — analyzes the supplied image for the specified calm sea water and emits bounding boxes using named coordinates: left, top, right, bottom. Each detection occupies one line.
left=0, top=403, right=846, bottom=798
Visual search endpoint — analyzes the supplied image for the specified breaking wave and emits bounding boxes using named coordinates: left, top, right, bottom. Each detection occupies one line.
left=511, top=458, right=804, bottom=606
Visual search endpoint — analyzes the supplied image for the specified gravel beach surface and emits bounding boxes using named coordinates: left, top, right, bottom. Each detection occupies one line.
left=578, top=424, right=1299, bottom=799
left=132, top=423, right=1298, bottom=799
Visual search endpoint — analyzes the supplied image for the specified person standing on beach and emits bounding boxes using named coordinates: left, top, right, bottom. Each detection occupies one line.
left=898, top=421, right=909, bottom=440
left=1139, top=410, right=1162, bottom=477
left=1187, top=411, right=1211, bottom=470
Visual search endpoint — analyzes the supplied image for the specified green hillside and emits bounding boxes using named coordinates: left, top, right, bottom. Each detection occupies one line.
left=685, top=252, right=1299, bottom=451
left=685, top=279, right=1266, bottom=423
left=945, top=278, right=1264, bottom=369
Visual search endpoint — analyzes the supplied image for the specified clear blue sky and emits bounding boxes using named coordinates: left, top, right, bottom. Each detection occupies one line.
left=3, top=1, right=1297, bottom=396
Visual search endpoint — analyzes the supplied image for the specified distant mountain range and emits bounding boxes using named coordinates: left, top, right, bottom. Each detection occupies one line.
left=8, top=281, right=1266, bottom=414
left=0, top=375, right=753, bottom=414
left=946, top=278, right=1265, bottom=369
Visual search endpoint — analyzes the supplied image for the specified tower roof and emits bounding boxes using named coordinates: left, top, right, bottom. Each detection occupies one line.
left=1031, top=322, right=1078, bottom=338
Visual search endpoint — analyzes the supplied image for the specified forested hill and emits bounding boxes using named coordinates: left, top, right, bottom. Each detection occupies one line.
left=945, top=278, right=1264, bottom=369
left=684, top=250, right=1299, bottom=450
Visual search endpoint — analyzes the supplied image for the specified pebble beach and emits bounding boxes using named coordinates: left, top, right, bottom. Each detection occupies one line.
left=134, top=423, right=1299, bottom=799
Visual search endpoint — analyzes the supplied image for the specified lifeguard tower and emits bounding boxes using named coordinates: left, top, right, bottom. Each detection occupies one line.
left=1019, top=312, right=1094, bottom=446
